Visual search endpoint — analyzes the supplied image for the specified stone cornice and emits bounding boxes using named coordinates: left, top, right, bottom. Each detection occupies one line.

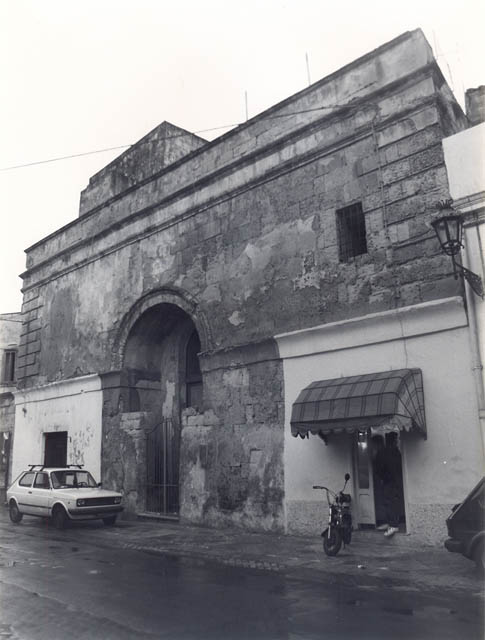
left=275, top=297, right=468, bottom=359
left=456, top=197, right=485, bottom=221
left=14, top=374, right=102, bottom=403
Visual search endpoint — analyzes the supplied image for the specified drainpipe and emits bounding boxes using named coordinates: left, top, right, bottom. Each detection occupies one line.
left=462, top=221, right=485, bottom=460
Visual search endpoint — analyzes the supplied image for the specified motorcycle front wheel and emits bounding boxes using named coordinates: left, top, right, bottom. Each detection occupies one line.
left=323, top=527, right=342, bottom=556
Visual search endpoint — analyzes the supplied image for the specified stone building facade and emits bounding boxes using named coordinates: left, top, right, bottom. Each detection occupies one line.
left=0, top=312, right=22, bottom=500
left=12, top=30, right=484, bottom=542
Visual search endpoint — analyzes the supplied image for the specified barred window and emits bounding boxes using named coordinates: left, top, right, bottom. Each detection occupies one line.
left=2, top=350, right=16, bottom=383
left=336, top=202, right=367, bottom=262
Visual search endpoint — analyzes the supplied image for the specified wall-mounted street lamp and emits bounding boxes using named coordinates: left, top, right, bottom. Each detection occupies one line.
left=431, top=200, right=484, bottom=298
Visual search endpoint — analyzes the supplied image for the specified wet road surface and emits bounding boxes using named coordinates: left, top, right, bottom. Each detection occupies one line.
left=0, top=518, right=483, bottom=639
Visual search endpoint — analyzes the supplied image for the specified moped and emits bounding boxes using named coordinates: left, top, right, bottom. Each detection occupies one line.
left=313, top=473, right=352, bottom=556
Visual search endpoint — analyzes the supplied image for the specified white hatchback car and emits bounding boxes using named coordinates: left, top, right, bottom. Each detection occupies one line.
left=7, top=465, right=123, bottom=529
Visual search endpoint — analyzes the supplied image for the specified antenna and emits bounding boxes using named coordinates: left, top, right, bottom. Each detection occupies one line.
left=305, top=52, right=311, bottom=86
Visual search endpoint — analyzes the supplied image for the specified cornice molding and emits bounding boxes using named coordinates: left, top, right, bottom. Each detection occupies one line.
left=14, top=374, right=102, bottom=404
left=275, top=296, right=467, bottom=359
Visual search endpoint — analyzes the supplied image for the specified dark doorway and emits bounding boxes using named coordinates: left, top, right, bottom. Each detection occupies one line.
left=371, top=432, right=406, bottom=528
left=44, top=432, right=67, bottom=467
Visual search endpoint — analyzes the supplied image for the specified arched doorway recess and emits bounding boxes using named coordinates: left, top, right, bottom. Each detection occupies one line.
left=121, top=302, right=203, bottom=516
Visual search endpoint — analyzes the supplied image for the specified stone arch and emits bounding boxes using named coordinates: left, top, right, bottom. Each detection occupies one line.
left=111, top=286, right=212, bottom=371
left=106, top=287, right=209, bottom=516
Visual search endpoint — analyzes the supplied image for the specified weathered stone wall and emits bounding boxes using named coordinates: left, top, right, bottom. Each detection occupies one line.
left=465, top=86, right=485, bottom=127
left=16, top=30, right=468, bottom=530
left=180, top=340, right=284, bottom=531
left=18, top=97, right=464, bottom=386
left=0, top=313, right=22, bottom=391
left=79, top=122, right=207, bottom=216
left=0, top=393, right=15, bottom=432
left=0, top=393, right=14, bottom=496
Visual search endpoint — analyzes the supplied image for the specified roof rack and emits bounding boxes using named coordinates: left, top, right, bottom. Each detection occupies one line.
left=28, top=464, right=84, bottom=471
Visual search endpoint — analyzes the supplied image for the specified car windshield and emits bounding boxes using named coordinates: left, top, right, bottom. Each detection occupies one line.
left=51, top=470, right=97, bottom=489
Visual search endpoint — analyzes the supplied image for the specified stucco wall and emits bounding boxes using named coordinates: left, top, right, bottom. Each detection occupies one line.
left=443, top=121, right=485, bottom=456
left=277, top=297, right=483, bottom=544
left=443, top=122, right=485, bottom=202
left=12, top=375, right=103, bottom=482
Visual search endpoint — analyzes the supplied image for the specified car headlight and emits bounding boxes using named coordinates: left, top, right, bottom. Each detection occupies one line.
left=114, top=497, right=121, bottom=504
left=76, top=499, right=86, bottom=506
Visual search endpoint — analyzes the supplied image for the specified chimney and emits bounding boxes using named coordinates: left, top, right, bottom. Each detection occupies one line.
left=465, top=86, right=485, bottom=127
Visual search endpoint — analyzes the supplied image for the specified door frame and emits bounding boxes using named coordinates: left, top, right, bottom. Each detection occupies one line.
left=352, top=430, right=376, bottom=526
left=352, top=429, right=408, bottom=530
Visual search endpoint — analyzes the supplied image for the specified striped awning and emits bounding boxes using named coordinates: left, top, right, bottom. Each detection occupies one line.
left=290, top=369, right=426, bottom=439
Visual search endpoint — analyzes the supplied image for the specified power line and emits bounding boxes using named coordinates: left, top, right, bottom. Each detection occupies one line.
left=0, top=102, right=369, bottom=173
left=1, top=145, right=132, bottom=172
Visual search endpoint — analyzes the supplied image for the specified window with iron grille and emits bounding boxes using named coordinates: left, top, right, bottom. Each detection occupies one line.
left=336, top=202, right=367, bottom=262
left=2, top=350, right=16, bottom=383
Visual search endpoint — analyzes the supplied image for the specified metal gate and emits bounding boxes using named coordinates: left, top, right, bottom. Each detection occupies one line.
left=146, top=419, right=180, bottom=516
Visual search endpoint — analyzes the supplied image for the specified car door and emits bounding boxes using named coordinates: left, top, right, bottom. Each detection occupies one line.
left=16, top=471, right=36, bottom=515
left=30, top=472, right=52, bottom=516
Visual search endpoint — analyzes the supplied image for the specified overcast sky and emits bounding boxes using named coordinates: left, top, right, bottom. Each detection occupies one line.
left=1, top=0, right=484, bottom=314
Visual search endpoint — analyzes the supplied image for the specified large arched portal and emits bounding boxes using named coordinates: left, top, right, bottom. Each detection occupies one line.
left=122, top=303, right=202, bottom=516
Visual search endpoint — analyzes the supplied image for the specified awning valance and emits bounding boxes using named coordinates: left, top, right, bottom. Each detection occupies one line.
left=290, top=369, right=426, bottom=439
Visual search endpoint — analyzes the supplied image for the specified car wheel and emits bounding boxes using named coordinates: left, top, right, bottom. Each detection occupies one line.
left=103, top=515, right=117, bottom=526
left=51, top=506, right=67, bottom=530
left=9, top=501, right=23, bottom=524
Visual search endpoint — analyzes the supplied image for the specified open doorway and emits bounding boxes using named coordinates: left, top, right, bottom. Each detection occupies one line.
left=353, top=430, right=405, bottom=530
left=44, top=432, right=67, bottom=467
left=122, top=302, right=203, bottom=517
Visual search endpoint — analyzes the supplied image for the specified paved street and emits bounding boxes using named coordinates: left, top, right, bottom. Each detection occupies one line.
left=0, top=511, right=483, bottom=639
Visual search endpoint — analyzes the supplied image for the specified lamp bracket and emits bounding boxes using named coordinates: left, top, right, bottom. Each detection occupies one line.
left=455, top=262, right=484, bottom=298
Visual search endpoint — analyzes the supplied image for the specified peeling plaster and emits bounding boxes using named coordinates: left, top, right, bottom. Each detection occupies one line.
left=228, top=311, right=244, bottom=326
left=222, top=367, right=249, bottom=388
left=229, top=217, right=317, bottom=300
left=200, top=283, right=222, bottom=303
left=162, top=380, right=176, bottom=415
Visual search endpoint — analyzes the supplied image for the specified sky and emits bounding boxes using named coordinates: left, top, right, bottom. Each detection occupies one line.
left=1, top=0, right=484, bottom=313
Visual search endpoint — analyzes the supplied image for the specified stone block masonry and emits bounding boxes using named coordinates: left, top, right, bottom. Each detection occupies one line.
left=16, top=30, right=469, bottom=531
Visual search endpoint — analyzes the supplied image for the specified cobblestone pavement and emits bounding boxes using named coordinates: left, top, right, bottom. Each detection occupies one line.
left=2, top=507, right=482, bottom=593
left=1, top=511, right=484, bottom=640
left=1, top=508, right=484, bottom=640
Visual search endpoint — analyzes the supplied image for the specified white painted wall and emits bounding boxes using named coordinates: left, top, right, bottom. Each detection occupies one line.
left=12, top=375, right=103, bottom=482
left=443, top=122, right=485, bottom=202
left=276, top=297, right=484, bottom=539
left=443, top=122, right=485, bottom=459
